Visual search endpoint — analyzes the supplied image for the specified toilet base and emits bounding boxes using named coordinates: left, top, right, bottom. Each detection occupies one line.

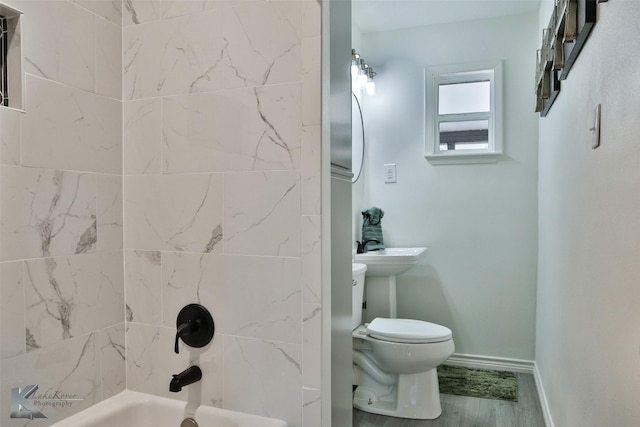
left=353, top=368, right=442, bottom=420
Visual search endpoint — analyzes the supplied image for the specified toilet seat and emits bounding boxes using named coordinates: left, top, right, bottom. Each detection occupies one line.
left=366, top=318, right=452, bottom=344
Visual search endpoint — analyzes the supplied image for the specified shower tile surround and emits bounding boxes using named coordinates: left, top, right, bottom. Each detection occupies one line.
left=0, top=1, right=321, bottom=427
left=0, top=0, right=125, bottom=424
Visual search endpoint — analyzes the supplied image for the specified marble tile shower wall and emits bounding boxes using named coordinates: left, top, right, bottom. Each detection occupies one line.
left=121, top=1, right=321, bottom=427
left=1, top=0, right=320, bottom=425
left=0, top=0, right=124, bottom=425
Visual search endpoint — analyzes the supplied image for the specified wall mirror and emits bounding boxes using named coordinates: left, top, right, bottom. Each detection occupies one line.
left=352, top=91, right=365, bottom=182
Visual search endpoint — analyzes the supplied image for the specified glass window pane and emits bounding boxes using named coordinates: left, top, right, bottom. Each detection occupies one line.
left=438, top=81, right=490, bottom=115
left=0, top=15, right=7, bottom=106
left=439, top=120, right=489, bottom=151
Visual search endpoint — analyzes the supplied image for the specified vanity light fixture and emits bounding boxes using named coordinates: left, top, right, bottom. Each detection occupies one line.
left=351, top=48, right=376, bottom=95
left=351, top=49, right=361, bottom=79
left=356, top=59, right=369, bottom=89
left=365, top=67, right=376, bottom=96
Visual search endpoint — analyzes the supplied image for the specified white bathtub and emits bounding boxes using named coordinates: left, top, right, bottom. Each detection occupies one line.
left=50, top=390, right=288, bottom=427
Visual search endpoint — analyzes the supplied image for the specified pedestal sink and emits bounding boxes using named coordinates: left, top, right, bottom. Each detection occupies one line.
left=354, top=247, right=427, bottom=321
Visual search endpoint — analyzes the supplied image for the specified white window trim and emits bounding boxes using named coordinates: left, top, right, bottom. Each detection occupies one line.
left=425, top=61, right=503, bottom=165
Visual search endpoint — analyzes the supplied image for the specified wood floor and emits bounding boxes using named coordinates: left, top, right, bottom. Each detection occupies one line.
left=353, top=373, right=546, bottom=427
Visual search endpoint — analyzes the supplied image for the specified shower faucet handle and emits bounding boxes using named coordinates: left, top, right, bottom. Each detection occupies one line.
left=174, top=304, right=215, bottom=354
left=174, top=320, right=199, bottom=354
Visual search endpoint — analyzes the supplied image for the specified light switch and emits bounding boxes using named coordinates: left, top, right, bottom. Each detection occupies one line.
left=384, top=163, right=397, bottom=183
left=591, top=104, right=601, bottom=149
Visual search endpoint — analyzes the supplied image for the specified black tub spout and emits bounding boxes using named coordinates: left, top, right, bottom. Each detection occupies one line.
left=170, top=366, right=202, bottom=392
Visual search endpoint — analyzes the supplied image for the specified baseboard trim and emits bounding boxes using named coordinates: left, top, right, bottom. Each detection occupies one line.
left=445, top=353, right=535, bottom=374
left=533, top=362, right=554, bottom=427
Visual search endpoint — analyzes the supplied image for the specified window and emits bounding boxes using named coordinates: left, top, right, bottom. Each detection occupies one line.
left=0, top=2, right=23, bottom=110
left=425, top=61, right=502, bottom=164
left=0, top=14, right=8, bottom=106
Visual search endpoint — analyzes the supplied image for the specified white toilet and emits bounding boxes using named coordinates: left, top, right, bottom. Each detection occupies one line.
left=352, top=263, right=455, bottom=419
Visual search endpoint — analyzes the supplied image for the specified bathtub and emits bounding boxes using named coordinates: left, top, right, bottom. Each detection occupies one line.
left=50, top=390, right=288, bottom=427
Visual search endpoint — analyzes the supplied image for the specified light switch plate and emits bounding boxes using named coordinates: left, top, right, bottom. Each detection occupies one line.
left=384, top=163, right=397, bottom=183
left=592, top=104, right=601, bottom=149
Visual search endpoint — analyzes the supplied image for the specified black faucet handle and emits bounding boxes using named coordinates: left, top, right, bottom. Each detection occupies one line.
left=174, top=320, right=198, bottom=354
left=174, top=304, right=215, bottom=354
left=357, top=239, right=381, bottom=254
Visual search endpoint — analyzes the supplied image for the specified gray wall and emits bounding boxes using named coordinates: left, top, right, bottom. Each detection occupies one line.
left=536, top=0, right=640, bottom=425
left=356, top=12, right=540, bottom=362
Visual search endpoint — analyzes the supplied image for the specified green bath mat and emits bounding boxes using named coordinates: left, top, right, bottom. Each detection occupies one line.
left=437, top=365, right=518, bottom=402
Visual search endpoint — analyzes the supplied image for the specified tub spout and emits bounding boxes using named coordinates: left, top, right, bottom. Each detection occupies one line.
left=170, top=366, right=202, bottom=392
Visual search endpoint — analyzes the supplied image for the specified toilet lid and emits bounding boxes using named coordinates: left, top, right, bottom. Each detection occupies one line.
left=366, top=318, right=452, bottom=344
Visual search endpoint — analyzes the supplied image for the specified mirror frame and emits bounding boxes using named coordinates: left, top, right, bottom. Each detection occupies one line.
left=352, top=91, right=365, bottom=182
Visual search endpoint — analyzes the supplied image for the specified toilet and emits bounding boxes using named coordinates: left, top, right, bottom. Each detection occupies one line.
left=352, top=263, right=455, bottom=419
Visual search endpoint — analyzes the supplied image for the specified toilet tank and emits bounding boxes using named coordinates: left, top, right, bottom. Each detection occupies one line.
left=352, top=263, right=367, bottom=330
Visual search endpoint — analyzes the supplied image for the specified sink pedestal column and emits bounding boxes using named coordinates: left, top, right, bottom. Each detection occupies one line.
left=365, top=275, right=397, bottom=322
left=355, top=248, right=428, bottom=323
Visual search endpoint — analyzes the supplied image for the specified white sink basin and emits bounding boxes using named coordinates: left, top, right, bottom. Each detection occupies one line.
left=354, top=247, right=427, bottom=277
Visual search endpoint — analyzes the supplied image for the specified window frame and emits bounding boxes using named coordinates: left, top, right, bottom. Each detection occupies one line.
left=0, top=1, right=24, bottom=111
left=424, top=61, right=503, bottom=164
left=0, top=14, right=9, bottom=107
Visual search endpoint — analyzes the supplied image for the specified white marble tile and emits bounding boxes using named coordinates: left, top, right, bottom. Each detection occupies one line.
left=162, top=84, right=301, bottom=173
left=97, top=174, right=123, bottom=252
left=24, top=252, right=124, bottom=350
left=303, top=303, right=321, bottom=389
left=72, top=0, right=123, bottom=25
left=123, top=10, right=225, bottom=99
left=224, top=171, right=301, bottom=256
left=302, top=0, right=321, bottom=39
left=162, top=0, right=221, bottom=20
left=125, top=250, right=162, bottom=325
left=0, top=261, right=25, bottom=359
left=302, top=215, right=321, bottom=304
left=124, top=173, right=224, bottom=252
left=223, top=1, right=301, bottom=88
left=126, top=324, right=181, bottom=397
left=220, top=255, right=301, bottom=343
left=19, top=0, right=96, bottom=92
left=126, top=323, right=223, bottom=405
left=0, top=333, right=101, bottom=425
left=302, top=35, right=321, bottom=126
left=196, top=335, right=225, bottom=409
left=96, top=17, right=123, bottom=99
left=0, top=107, right=21, bottom=166
left=123, top=0, right=162, bottom=25
left=99, top=323, right=126, bottom=399
left=224, top=336, right=302, bottom=426
left=303, top=388, right=321, bottom=427
left=22, top=75, right=122, bottom=174
left=302, top=125, right=321, bottom=215
left=161, top=252, right=223, bottom=329
left=304, top=3, right=323, bottom=149
left=163, top=253, right=301, bottom=343
left=0, top=166, right=97, bottom=261
left=124, top=99, right=162, bottom=174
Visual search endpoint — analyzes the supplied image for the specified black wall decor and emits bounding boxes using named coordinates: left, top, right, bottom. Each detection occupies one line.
left=535, top=0, right=602, bottom=117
